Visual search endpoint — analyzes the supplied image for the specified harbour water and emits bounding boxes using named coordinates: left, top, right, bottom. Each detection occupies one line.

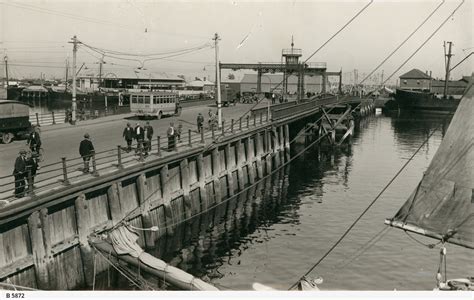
left=98, top=111, right=471, bottom=291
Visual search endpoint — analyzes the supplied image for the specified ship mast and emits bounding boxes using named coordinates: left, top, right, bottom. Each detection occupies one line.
left=443, top=41, right=453, bottom=99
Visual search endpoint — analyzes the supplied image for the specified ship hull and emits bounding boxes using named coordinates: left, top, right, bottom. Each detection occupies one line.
left=394, top=89, right=460, bottom=114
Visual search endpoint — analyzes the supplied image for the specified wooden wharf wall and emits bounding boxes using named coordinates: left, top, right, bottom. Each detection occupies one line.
left=0, top=123, right=291, bottom=290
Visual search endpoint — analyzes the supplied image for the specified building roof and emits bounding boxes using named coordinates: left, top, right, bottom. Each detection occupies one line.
left=240, top=73, right=322, bottom=84
left=187, top=79, right=215, bottom=87
left=23, top=85, right=49, bottom=92
left=460, top=75, right=472, bottom=83
left=78, top=69, right=185, bottom=82
left=399, top=69, right=432, bottom=80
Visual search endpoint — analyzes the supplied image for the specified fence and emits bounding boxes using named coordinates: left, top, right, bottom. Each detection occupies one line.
left=29, top=106, right=130, bottom=127
left=0, top=111, right=273, bottom=202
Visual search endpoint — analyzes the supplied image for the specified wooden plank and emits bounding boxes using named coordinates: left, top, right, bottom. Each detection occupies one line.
left=196, top=154, right=209, bottom=212
left=27, top=210, right=50, bottom=289
left=211, top=148, right=222, bottom=204
left=74, top=193, right=93, bottom=286
left=0, top=255, right=34, bottom=279
left=137, top=174, right=155, bottom=248
left=235, top=140, right=246, bottom=190
left=108, top=182, right=124, bottom=224
left=224, top=144, right=235, bottom=197
left=160, top=165, right=174, bottom=236
left=245, top=137, right=256, bottom=184
left=179, top=159, right=192, bottom=220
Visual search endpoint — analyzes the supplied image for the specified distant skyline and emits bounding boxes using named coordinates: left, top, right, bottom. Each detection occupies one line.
left=0, top=0, right=472, bottom=85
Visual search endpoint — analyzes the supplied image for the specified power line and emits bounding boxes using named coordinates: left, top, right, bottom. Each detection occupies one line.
left=382, top=0, right=465, bottom=86
left=304, top=0, right=374, bottom=63
left=358, top=0, right=446, bottom=85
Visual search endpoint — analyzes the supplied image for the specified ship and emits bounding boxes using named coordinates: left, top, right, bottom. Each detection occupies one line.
left=393, top=42, right=470, bottom=113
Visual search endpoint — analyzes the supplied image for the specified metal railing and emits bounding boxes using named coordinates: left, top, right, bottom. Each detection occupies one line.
left=0, top=112, right=273, bottom=202
left=29, top=106, right=130, bottom=127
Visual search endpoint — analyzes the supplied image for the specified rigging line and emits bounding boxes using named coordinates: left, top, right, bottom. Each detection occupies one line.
left=288, top=115, right=441, bottom=290
left=303, top=0, right=374, bottom=64
left=358, top=0, right=446, bottom=85
left=335, top=226, right=391, bottom=270
left=404, top=230, right=441, bottom=249
left=382, top=0, right=465, bottom=86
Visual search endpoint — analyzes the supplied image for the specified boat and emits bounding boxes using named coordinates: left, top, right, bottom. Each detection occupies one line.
left=385, top=74, right=474, bottom=290
left=393, top=88, right=460, bottom=113
left=393, top=42, right=469, bottom=114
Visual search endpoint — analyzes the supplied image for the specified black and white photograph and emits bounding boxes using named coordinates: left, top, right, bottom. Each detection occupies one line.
left=0, top=0, right=472, bottom=299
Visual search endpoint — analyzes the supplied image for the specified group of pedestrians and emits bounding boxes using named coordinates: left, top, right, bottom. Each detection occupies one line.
left=122, top=122, right=154, bottom=155
left=12, top=126, right=42, bottom=198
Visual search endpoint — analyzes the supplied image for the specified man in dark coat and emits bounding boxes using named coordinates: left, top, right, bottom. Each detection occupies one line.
left=143, top=121, right=154, bottom=155
left=25, top=152, right=39, bottom=190
left=79, top=133, right=94, bottom=173
left=134, top=123, right=144, bottom=154
left=167, top=122, right=176, bottom=151
left=197, top=113, right=204, bottom=133
left=13, top=150, right=28, bottom=198
left=27, top=126, right=42, bottom=153
left=123, top=123, right=134, bottom=152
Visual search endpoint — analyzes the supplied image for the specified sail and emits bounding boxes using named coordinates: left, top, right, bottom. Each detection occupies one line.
left=386, top=75, right=474, bottom=249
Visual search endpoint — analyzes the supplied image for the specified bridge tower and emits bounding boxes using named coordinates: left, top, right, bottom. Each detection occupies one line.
left=282, top=37, right=303, bottom=101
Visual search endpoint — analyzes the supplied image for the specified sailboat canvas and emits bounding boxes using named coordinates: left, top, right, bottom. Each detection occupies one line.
left=387, top=76, right=474, bottom=249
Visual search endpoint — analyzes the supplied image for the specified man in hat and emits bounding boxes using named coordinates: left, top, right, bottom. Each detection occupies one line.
left=27, top=126, right=42, bottom=153
left=167, top=122, right=176, bottom=151
left=123, top=122, right=134, bottom=152
left=197, top=113, right=204, bottom=133
left=13, top=150, right=28, bottom=198
left=134, top=122, right=144, bottom=154
left=143, top=121, right=154, bottom=155
left=79, top=133, right=94, bottom=173
left=26, top=151, right=39, bottom=190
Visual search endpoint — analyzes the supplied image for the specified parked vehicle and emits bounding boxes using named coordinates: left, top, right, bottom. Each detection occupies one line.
left=129, top=91, right=180, bottom=119
left=0, top=100, right=32, bottom=144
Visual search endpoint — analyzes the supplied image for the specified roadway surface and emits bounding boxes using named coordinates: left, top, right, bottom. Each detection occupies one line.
left=0, top=102, right=267, bottom=179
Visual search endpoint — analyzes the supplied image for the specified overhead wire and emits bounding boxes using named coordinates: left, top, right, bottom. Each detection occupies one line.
left=381, top=0, right=465, bottom=86
left=358, top=0, right=446, bottom=85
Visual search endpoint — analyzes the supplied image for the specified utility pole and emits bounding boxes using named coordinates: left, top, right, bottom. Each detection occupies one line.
left=4, top=55, right=8, bottom=87
left=213, top=33, right=222, bottom=128
left=443, top=41, right=453, bottom=98
left=69, top=35, right=80, bottom=125
left=98, top=55, right=104, bottom=91
left=65, top=58, right=69, bottom=92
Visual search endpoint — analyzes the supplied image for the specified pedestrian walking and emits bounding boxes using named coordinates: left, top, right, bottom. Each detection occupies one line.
left=25, top=152, right=39, bottom=190
left=143, top=121, right=154, bottom=155
left=177, top=123, right=183, bottom=142
left=167, top=122, right=176, bottom=151
left=123, top=123, right=134, bottom=152
left=13, top=150, right=28, bottom=198
left=79, top=133, right=94, bottom=173
left=134, top=123, right=144, bottom=154
left=197, top=113, right=204, bottom=133
left=27, top=126, right=42, bottom=153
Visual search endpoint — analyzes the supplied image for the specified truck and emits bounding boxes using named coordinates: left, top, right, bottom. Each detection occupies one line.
left=0, top=100, right=32, bottom=144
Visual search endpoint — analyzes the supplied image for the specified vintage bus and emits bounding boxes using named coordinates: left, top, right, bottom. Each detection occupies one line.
left=129, top=91, right=180, bottom=119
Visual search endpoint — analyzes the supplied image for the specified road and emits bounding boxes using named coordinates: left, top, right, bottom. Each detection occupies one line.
left=0, top=102, right=267, bottom=179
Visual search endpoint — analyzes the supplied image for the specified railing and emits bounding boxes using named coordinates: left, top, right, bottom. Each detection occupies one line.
left=0, top=112, right=273, bottom=202
left=29, top=106, right=130, bottom=127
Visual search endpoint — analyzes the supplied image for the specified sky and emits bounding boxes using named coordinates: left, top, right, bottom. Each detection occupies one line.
left=0, top=0, right=472, bottom=85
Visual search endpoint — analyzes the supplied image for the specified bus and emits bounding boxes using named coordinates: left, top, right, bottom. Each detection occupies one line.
left=129, top=91, right=180, bottom=119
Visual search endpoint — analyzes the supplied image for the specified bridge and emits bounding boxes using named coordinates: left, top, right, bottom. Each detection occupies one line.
left=0, top=95, right=374, bottom=290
